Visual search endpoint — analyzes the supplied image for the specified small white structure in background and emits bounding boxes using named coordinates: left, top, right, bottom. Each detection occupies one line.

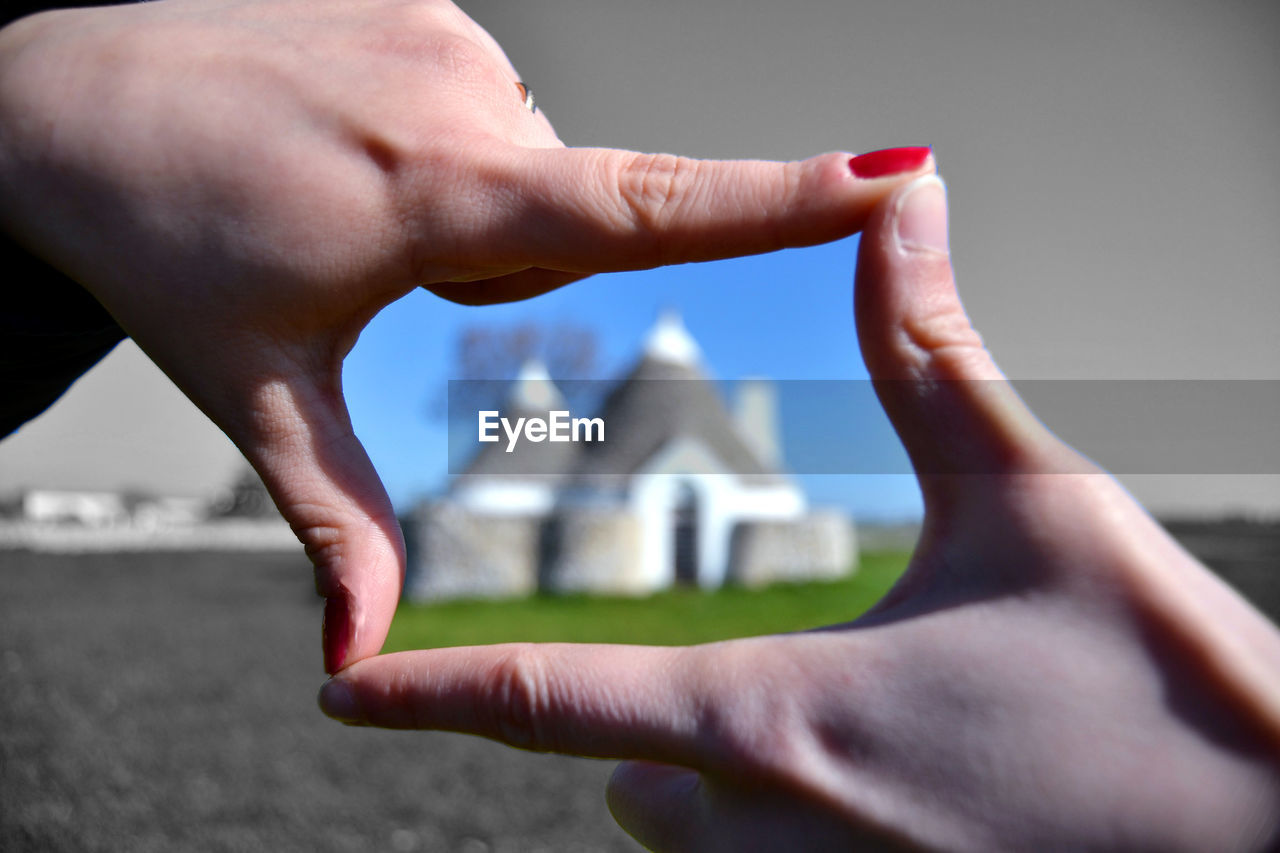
left=132, top=496, right=207, bottom=529
left=405, top=312, right=857, bottom=600
left=23, top=490, right=128, bottom=527
left=2, top=474, right=297, bottom=553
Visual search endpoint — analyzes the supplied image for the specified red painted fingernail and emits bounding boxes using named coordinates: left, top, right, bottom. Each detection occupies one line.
left=323, top=593, right=351, bottom=675
left=849, top=146, right=933, bottom=179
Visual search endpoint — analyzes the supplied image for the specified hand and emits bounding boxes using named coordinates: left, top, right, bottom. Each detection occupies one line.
left=316, top=176, right=1280, bottom=850
left=0, top=0, right=933, bottom=673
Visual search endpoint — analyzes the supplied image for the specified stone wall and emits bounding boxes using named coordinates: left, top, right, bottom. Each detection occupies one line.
left=403, top=502, right=539, bottom=601
left=728, top=511, right=857, bottom=588
left=540, top=509, right=645, bottom=595
left=403, top=503, right=858, bottom=600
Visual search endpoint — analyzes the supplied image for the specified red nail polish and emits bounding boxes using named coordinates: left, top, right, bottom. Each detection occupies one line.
left=323, top=593, right=351, bottom=675
left=849, top=146, right=932, bottom=179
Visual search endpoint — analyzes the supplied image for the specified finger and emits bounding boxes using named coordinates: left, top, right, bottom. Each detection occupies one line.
left=470, top=146, right=935, bottom=273
left=426, top=268, right=590, bottom=306
left=853, top=175, right=1088, bottom=491
left=233, top=366, right=404, bottom=675
left=607, top=762, right=711, bottom=852
left=607, top=761, right=908, bottom=852
left=317, top=643, right=711, bottom=766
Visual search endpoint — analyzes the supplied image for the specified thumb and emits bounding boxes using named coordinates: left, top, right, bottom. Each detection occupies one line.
left=235, top=367, right=404, bottom=675
left=854, top=176, right=1086, bottom=493
left=505, top=146, right=936, bottom=272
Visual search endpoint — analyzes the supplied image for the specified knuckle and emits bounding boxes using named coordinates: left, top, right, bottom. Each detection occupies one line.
left=777, top=158, right=807, bottom=215
left=292, top=517, right=346, bottom=570
left=702, top=698, right=810, bottom=786
left=686, top=646, right=808, bottom=782
left=282, top=499, right=374, bottom=579
left=615, top=152, right=703, bottom=245
left=478, top=645, right=555, bottom=752
left=902, top=305, right=985, bottom=357
left=896, top=262, right=988, bottom=370
left=758, top=159, right=808, bottom=250
left=423, top=32, right=493, bottom=80
left=354, top=4, right=485, bottom=70
left=925, top=340, right=999, bottom=385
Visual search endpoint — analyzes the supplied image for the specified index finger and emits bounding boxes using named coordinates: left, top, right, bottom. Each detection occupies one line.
left=478, top=146, right=937, bottom=275
left=319, top=642, right=713, bottom=767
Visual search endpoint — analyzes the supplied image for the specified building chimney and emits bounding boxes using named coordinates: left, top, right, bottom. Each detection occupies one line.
left=735, top=378, right=780, bottom=469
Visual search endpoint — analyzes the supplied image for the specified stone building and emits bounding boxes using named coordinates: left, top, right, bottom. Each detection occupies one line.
left=403, top=313, right=856, bottom=600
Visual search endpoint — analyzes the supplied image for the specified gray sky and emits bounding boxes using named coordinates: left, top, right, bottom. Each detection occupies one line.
left=2, top=0, right=1277, bottom=514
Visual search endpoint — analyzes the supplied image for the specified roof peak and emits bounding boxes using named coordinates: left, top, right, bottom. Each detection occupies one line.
left=508, top=358, right=564, bottom=410
left=642, top=310, right=702, bottom=366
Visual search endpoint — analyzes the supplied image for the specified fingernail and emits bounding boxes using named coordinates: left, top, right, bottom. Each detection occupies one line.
left=849, top=146, right=932, bottom=179
left=894, top=175, right=949, bottom=255
left=318, top=677, right=364, bottom=723
left=322, top=592, right=351, bottom=675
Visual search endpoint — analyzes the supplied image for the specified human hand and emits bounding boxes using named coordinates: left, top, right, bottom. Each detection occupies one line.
left=0, top=0, right=933, bottom=673
left=316, top=176, right=1280, bottom=850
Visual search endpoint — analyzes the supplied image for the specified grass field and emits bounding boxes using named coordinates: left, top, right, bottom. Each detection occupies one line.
left=385, top=551, right=909, bottom=651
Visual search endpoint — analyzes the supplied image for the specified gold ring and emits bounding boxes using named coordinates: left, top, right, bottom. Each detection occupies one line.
left=515, top=81, right=536, bottom=114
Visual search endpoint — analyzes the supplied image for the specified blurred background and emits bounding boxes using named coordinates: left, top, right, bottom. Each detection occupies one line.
left=2, top=0, right=1278, bottom=850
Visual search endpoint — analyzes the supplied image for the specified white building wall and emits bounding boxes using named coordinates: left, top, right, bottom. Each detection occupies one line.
left=451, top=480, right=558, bottom=516
left=699, top=481, right=806, bottom=587
left=629, top=438, right=807, bottom=590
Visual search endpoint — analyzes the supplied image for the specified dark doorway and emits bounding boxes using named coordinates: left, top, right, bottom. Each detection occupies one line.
left=672, top=482, right=699, bottom=586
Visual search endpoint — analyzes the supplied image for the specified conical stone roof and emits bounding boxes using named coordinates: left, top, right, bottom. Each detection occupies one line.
left=455, top=315, right=784, bottom=489
left=567, top=350, right=782, bottom=488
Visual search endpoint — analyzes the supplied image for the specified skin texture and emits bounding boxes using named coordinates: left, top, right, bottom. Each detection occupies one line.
left=318, top=178, right=1280, bottom=850
left=0, top=0, right=932, bottom=674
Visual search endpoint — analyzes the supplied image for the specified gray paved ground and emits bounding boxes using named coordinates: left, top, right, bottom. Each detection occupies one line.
left=2, top=523, right=1277, bottom=852
left=0, top=551, right=641, bottom=853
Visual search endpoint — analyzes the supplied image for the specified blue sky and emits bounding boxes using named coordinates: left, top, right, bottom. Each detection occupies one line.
left=342, top=234, right=925, bottom=521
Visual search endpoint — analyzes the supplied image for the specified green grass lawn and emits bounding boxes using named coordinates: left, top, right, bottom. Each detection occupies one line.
left=385, top=550, right=911, bottom=651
